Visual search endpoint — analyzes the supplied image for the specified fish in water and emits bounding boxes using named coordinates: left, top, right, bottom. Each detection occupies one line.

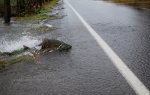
left=39, top=38, right=72, bottom=51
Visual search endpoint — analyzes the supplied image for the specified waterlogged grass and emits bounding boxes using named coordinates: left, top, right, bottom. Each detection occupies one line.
left=0, top=56, right=34, bottom=70
left=0, top=45, right=29, bottom=56
left=0, top=46, right=31, bottom=70
left=12, top=0, right=59, bottom=21
left=0, top=45, right=40, bottom=70
left=12, top=14, right=49, bottom=21
left=0, top=60, right=6, bottom=70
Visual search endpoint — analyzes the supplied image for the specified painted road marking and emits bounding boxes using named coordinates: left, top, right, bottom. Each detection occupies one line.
left=65, top=0, right=150, bottom=95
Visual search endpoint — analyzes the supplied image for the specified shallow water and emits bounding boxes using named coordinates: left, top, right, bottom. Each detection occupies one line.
left=0, top=22, right=42, bottom=52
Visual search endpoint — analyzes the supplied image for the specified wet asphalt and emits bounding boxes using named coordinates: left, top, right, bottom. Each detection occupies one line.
left=0, top=0, right=150, bottom=95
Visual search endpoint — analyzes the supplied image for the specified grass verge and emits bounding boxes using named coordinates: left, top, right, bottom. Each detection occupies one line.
left=103, top=0, right=150, bottom=10
left=12, top=0, right=59, bottom=21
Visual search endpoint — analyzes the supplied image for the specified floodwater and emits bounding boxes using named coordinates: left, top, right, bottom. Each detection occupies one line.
left=0, top=0, right=150, bottom=95
left=0, top=21, right=41, bottom=52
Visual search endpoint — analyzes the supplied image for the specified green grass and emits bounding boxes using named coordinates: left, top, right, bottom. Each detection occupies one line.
left=0, top=0, right=3, bottom=3
left=0, top=0, right=17, bottom=3
left=12, top=14, right=49, bottom=21
left=12, top=0, right=59, bottom=21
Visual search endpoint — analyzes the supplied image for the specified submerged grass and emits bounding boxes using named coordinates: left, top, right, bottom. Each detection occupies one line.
left=0, top=45, right=30, bottom=56
left=0, top=45, right=34, bottom=70
left=0, top=45, right=41, bottom=70
left=12, top=0, right=59, bottom=21
left=0, top=56, right=34, bottom=70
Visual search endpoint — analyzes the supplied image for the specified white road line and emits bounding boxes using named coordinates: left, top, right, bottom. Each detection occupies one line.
left=65, top=0, right=150, bottom=95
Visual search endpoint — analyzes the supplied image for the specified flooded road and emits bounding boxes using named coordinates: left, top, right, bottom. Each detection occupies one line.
left=0, top=22, right=41, bottom=52
left=0, top=0, right=150, bottom=95
left=67, top=0, right=150, bottom=91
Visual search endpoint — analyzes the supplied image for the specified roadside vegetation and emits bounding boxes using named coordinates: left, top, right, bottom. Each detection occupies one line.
left=0, top=38, right=72, bottom=70
left=12, top=0, right=59, bottom=21
left=0, top=0, right=17, bottom=3
left=103, top=0, right=150, bottom=10
left=0, top=45, right=34, bottom=70
left=0, top=0, right=60, bottom=70
left=0, top=0, right=59, bottom=20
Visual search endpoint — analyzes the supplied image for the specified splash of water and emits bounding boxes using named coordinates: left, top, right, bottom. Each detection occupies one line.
left=0, top=36, right=41, bottom=52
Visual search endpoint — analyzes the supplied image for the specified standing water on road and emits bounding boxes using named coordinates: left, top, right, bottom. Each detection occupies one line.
left=0, top=0, right=150, bottom=95
left=0, top=21, right=41, bottom=52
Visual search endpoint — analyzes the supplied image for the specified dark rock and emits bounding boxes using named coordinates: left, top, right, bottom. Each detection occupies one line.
left=39, top=38, right=72, bottom=51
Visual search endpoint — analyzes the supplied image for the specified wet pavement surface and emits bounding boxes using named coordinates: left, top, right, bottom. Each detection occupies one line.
left=68, top=0, right=150, bottom=90
left=0, top=0, right=150, bottom=95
